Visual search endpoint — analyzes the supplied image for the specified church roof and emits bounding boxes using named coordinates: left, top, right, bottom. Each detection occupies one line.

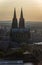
left=12, top=28, right=30, bottom=32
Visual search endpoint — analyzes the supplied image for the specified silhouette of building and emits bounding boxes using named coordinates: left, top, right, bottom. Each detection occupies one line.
left=10, top=8, right=31, bottom=43
left=12, top=8, right=18, bottom=28
left=19, top=8, right=25, bottom=28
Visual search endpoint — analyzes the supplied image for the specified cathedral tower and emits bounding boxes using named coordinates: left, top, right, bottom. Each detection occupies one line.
left=19, top=8, right=25, bottom=28
left=12, top=8, right=18, bottom=28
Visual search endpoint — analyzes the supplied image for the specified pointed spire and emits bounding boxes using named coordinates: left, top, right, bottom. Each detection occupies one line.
left=20, top=8, right=23, bottom=18
left=12, top=8, right=18, bottom=28
left=14, top=8, right=16, bottom=19
left=19, top=8, right=25, bottom=28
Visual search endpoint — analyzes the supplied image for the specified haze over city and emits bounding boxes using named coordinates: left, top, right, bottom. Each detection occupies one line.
left=0, top=0, right=42, bottom=21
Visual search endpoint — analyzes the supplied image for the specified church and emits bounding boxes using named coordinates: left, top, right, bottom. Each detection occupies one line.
left=10, top=8, right=31, bottom=43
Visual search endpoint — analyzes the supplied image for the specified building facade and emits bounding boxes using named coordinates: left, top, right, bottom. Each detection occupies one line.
left=10, top=8, right=31, bottom=43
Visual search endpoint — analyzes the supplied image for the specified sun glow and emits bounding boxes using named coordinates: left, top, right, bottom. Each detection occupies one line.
left=38, top=0, right=42, bottom=3
left=0, top=0, right=42, bottom=21
left=0, top=0, right=4, bottom=3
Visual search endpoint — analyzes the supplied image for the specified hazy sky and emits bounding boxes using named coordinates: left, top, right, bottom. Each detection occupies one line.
left=0, top=0, right=42, bottom=21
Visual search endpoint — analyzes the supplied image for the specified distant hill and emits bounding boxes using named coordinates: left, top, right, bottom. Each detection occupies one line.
left=26, top=21, right=42, bottom=30
left=0, top=21, right=12, bottom=26
left=0, top=21, right=42, bottom=30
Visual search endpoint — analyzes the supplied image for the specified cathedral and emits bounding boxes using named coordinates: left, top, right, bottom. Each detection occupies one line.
left=10, top=8, right=31, bottom=43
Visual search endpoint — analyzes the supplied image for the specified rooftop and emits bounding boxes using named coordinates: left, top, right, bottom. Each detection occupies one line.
left=12, top=28, right=30, bottom=32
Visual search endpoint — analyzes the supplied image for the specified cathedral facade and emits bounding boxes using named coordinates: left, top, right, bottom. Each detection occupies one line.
left=10, top=8, right=31, bottom=43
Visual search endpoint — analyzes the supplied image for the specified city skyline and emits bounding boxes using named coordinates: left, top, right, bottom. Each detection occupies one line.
left=0, top=0, right=42, bottom=22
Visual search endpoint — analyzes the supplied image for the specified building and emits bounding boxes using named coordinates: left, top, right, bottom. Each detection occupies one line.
left=19, top=8, right=25, bottom=28
left=10, top=8, right=31, bottom=43
left=12, top=8, right=18, bottom=28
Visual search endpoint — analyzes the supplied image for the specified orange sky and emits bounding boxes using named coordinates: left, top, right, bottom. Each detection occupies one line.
left=0, top=0, right=42, bottom=21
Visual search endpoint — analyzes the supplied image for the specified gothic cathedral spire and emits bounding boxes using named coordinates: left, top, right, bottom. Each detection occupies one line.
left=20, top=8, right=23, bottom=18
left=12, top=8, right=18, bottom=28
left=14, top=8, right=16, bottom=19
left=19, top=8, right=25, bottom=28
